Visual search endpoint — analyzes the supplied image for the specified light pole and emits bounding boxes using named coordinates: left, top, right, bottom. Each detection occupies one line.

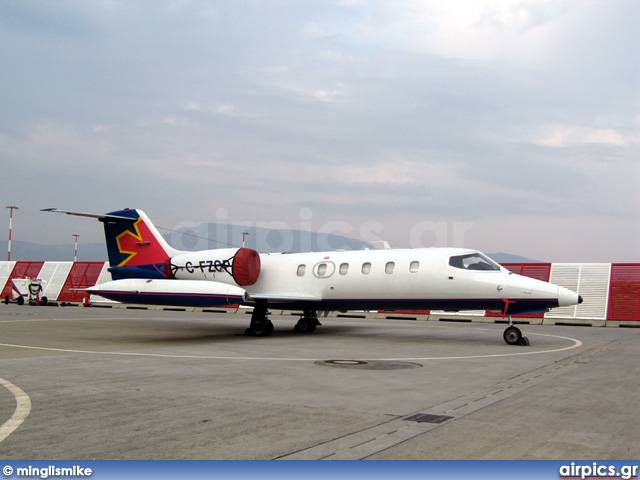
left=72, top=234, right=79, bottom=262
left=6, top=205, right=18, bottom=261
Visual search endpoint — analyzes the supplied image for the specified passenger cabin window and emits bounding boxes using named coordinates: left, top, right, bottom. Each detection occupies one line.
left=317, top=263, right=327, bottom=276
left=339, top=263, right=349, bottom=275
left=410, top=261, right=420, bottom=273
left=385, top=262, right=395, bottom=274
left=297, top=264, right=306, bottom=276
left=448, top=253, right=500, bottom=271
left=362, top=262, right=371, bottom=274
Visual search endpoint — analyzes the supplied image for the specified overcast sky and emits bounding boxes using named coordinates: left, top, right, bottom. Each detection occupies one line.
left=1, top=0, right=638, bottom=262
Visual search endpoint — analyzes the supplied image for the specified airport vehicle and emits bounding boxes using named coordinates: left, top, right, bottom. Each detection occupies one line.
left=42, top=208, right=582, bottom=345
left=3, top=277, right=45, bottom=306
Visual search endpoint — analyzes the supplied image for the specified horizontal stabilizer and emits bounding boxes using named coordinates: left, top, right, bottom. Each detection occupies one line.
left=41, top=208, right=135, bottom=222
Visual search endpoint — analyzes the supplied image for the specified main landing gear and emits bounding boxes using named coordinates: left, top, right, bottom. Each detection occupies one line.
left=294, top=310, right=322, bottom=334
left=245, top=304, right=322, bottom=336
left=245, top=302, right=274, bottom=337
left=503, top=317, right=530, bottom=346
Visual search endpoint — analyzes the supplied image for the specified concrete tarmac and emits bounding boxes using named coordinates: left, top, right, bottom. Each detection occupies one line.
left=0, top=304, right=638, bottom=460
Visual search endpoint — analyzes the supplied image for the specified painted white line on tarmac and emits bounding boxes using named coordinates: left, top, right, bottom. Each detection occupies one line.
left=379, top=333, right=582, bottom=361
left=0, top=377, right=32, bottom=443
left=0, top=331, right=582, bottom=362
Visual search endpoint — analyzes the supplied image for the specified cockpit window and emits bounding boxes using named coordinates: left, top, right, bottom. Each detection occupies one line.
left=448, top=253, right=500, bottom=271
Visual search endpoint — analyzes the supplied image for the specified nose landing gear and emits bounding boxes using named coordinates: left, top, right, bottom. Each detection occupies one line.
left=503, top=314, right=530, bottom=346
left=501, top=298, right=530, bottom=346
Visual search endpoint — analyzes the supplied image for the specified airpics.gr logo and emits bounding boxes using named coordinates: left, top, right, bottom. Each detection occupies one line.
left=559, top=462, right=638, bottom=480
left=115, top=217, right=167, bottom=267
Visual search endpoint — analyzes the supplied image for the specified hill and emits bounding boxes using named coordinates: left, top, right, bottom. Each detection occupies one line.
left=0, top=223, right=372, bottom=262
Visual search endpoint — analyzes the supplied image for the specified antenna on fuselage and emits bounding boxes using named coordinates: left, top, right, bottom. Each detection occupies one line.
left=371, top=241, right=391, bottom=250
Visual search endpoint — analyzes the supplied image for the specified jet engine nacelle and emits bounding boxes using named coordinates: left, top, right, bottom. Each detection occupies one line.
left=165, top=247, right=261, bottom=287
left=87, top=278, right=249, bottom=308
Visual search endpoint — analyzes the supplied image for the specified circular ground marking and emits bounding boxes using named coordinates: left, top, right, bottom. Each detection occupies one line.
left=325, top=359, right=368, bottom=365
left=317, top=359, right=422, bottom=370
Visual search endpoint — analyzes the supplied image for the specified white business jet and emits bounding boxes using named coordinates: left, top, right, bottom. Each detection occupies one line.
left=42, top=208, right=582, bottom=345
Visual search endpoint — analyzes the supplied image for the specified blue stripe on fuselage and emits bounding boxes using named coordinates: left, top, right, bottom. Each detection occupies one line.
left=95, top=291, right=243, bottom=308
left=266, top=298, right=557, bottom=315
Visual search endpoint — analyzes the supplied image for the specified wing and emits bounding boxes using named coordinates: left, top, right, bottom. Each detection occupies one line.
left=247, top=293, right=321, bottom=303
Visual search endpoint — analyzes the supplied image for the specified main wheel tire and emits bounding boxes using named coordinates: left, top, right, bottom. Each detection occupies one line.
left=294, top=318, right=317, bottom=334
left=247, top=320, right=274, bottom=337
left=503, top=326, right=522, bottom=345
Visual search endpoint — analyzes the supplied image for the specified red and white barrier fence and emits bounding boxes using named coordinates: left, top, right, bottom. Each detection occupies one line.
left=1, top=261, right=110, bottom=305
left=1, top=261, right=638, bottom=322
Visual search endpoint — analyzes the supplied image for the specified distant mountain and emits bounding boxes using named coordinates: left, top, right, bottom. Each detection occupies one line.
left=164, top=223, right=372, bottom=254
left=1, top=239, right=540, bottom=264
left=0, top=223, right=372, bottom=262
left=0, top=240, right=108, bottom=262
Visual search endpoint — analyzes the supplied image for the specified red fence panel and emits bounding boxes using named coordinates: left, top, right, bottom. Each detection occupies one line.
left=57, top=262, right=105, bottom=302
left=500, top=263, right=552, bottom=282
left=607, top=264, right=640, bottom=321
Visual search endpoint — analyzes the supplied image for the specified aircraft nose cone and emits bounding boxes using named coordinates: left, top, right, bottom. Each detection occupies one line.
left=557, top=286, right=581, bottom=307
left=578, top=295, right=584, bottom=304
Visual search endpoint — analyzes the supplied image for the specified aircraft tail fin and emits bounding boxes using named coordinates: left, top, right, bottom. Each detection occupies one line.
left=42, top=208, right=181, bottom=280
left=100, top=209, right=179, bottom=271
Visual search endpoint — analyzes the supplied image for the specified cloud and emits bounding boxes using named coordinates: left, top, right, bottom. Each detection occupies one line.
left=354, top=0, right=569, bottom=62
left=1, top=0, right=638, bottom=262
left=537, top=125, right=634, bottom=148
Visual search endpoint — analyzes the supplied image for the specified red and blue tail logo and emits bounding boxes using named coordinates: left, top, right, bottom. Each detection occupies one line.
left=101, top=209, right=178, bottom=280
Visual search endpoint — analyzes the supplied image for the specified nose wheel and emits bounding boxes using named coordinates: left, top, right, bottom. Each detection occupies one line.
left=501, top=303, right=530, bottom=346
left=503, top=325, right=530, bottom=346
